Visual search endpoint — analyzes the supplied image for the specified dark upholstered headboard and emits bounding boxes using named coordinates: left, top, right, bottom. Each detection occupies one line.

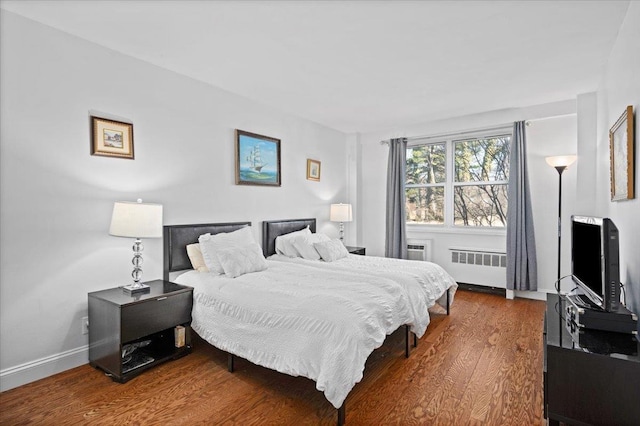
left=163, top=222, right=251, bottom=280
left=262, top=218, right=316, bottom=257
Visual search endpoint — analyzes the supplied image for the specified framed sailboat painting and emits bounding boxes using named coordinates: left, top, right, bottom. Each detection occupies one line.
left=235, top=129, right=281, bottom=186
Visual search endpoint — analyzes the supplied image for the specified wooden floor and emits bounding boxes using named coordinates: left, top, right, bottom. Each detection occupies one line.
left=0, top=290, right=546, bottom=425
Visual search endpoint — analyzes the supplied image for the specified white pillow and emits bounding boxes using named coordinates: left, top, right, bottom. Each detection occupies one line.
left=314, top=239, right=349, bottom=262
left=216, top=243, right=268, bottom=278
left=198, top=226, right=255, bottom=274
left=274, top=226, right=311, bottom=257
left=291, top=233, right=331, bottom=260
left=186, top=243, right=209, bottom=272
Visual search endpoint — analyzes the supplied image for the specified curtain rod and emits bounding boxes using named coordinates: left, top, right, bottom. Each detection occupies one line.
left=380, top=122, right=515, bottom=145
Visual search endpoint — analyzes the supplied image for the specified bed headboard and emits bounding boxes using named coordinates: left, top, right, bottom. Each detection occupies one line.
left=262, top=218, right=316, bottom=257
left=163, top=222, right=251, bottom=280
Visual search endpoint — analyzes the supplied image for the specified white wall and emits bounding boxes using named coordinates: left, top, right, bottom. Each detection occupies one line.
left=358, top=102, right=578, bottom=296
left=0, top=12, right=348, bottom=389
left=526, top=115, right=578, bottom=294
left=592, top=3, right=640, bottom=329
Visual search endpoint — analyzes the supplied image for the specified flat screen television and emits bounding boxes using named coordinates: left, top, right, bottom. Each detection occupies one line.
left=571, top=215, right=620, bottom=312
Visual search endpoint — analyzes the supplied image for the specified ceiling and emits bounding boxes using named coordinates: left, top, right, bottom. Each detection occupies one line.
left=1, top=1, right=630, bottom=134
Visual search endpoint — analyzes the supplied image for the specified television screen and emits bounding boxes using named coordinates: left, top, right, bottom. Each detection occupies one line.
left=571, top=215, right=620, bottom=312
left=572, top=220, right=604, bottom=301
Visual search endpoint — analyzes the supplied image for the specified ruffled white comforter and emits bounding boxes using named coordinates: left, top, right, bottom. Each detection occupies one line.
left=175, top=257, right=457, bottom=409
left=270, top=254, right=458, bottom=337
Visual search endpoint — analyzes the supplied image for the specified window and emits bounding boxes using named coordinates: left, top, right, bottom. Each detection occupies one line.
left=406, top=143, right=446, bottom=224
left=405, top=130, right=511, bottom=228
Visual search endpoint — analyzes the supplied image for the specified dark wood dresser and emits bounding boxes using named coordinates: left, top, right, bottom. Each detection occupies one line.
left=544, top=293, right=640, bottom=425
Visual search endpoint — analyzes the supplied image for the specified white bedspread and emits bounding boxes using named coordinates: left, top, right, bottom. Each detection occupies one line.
left=176, top=261, right=417, bottom=409
left=269, top=254, right=458, bottom=337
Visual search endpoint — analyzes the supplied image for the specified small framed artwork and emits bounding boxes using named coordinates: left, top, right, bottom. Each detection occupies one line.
left=609, top=105, right=635, bottom=201
left=235, top=129, right=281, bottom=186
left=91, top=116, right=134, bottom=159
left=307, top=159, right=321, bottom=181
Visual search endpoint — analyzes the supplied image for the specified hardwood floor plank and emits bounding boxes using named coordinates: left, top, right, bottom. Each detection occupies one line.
left=0, top=290, right=545, bottom=425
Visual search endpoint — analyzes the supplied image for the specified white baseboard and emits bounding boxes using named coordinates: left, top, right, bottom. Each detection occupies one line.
left=513, top=289, right=550, bottom=301
left=0, top=345, right=88, bottom=392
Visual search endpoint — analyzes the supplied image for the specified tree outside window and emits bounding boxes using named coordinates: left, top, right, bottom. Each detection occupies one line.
left=405, top=132, right=511, bottom=228
left=406, top=143, right=446, bottom=224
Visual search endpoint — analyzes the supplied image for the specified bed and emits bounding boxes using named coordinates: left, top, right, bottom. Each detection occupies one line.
left=163, top=219, right=457, bottom=425
left=263, top=219, right=456, bottom=330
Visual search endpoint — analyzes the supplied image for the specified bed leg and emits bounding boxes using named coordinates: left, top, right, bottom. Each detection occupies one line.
left=227, top=353, right=234, bottom=373
left=405, top=325, right=410, bottom=358
left=446, top=289, right=450, bottom=315
left=337, top=403, right=345, bottom=426
left=413, top=332, right=418, bottom=348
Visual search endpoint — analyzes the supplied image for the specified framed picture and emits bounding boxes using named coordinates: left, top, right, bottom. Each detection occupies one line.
left=307, top=159, right=321, bottom=181
left=91, top=116, right=134, bottom=159
left=609, top=105, right=635, bottom=201
left=235, top=129, right=281, bottom=186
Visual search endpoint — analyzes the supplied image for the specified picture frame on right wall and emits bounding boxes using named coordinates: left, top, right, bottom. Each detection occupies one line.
left=609, top=105, right=635, bottom=201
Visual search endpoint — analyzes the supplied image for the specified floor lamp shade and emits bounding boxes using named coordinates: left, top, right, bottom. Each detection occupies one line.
left=545, top=155, right=577, bottom=170
left=110, top=200, right=163, bottom=294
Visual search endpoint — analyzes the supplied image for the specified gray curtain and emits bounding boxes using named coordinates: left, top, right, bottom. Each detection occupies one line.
left=506, top=121, right=537, bottom=290
left=385, top=138, right=408, bottom=259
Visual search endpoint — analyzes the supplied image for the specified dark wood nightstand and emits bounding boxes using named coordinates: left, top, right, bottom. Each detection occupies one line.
left=346, top=246, right=366, bottom=255
left=88, top=280, right=193, bottom=382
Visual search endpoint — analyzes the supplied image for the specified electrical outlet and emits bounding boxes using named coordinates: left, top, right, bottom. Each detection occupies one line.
left=81, top=317, right=89, bottom=335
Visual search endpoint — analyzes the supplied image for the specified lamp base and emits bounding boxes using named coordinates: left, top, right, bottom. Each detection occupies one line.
left=122, top=283, right=150, bottom=295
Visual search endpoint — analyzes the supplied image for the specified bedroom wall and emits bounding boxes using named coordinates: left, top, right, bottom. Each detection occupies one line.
left=357, top=101, right=578, bottom=298
left=592, top=2, right=640, bottom=330
left=0, top=12, right=349, bottom=390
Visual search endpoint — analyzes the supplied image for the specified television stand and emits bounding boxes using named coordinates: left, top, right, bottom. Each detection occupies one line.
left=544, top=294, right=640, bottom=425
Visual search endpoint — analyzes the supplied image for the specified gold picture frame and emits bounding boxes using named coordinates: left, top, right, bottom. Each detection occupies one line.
left=307, top=159, right=321, bottom=181
left=609, top=105, right=635, bottom=201
left=91, top=117, right=134, bottom=159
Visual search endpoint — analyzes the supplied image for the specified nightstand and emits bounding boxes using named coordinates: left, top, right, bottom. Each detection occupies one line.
left=346, top=246, right=366, bottom=255
left=88, top=280, right=193, bottom=382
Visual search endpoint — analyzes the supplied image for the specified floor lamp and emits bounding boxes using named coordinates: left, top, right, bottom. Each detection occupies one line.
left=545, top=155, right=577, bottom=293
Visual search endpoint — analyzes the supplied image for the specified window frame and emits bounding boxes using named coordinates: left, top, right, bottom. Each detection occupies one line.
left=406, top=126, right=512, bottom=232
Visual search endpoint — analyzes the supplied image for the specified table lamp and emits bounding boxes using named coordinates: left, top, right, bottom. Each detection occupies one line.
left=330, top=203, right=352, bottom=242
left=109, top=199, right=163, bottom=294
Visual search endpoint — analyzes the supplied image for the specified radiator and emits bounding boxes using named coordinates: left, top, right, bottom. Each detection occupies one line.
left=449, top=247, right=506, bottom=268
left=407, top=239, right=432, bottom=262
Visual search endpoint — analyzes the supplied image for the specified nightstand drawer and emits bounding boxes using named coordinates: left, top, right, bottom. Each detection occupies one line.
left=121, top=291, right=192, bottom=342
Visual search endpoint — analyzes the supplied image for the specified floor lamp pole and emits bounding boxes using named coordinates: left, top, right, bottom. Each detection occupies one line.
left=546, top=154, right=577, bottom=294
left=554, top=165, right=567, bottom=293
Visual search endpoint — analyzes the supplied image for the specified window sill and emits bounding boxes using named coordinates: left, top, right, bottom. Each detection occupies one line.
left=406, top=223, right=507, bottom=237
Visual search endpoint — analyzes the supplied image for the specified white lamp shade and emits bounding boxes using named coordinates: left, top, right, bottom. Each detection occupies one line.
left=545, top=155, right=577, bottom=168
left=109, top=201, right=163, bottom=238
left=330, top=203, right=353, bottom=222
